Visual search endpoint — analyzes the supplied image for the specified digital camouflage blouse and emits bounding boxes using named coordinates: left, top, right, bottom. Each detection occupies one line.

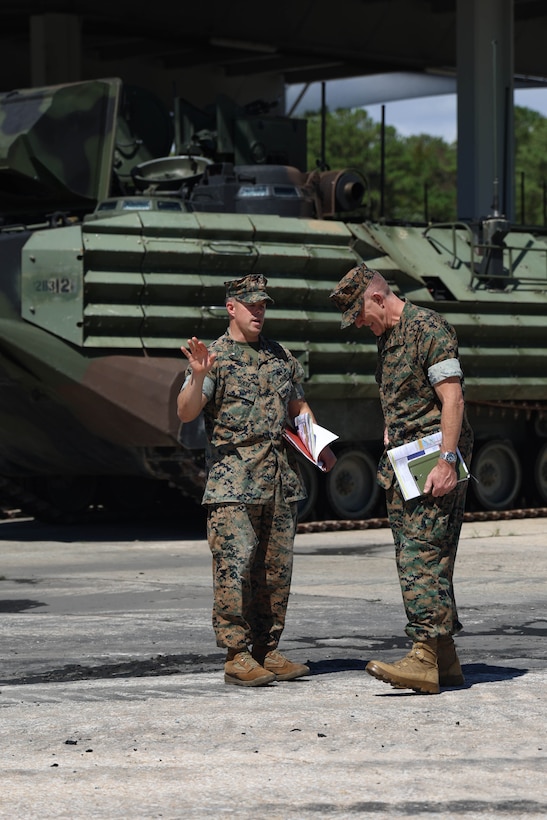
left=376, top=301, right=474, bottom=490
left=185, top=331, right=307, bottom=505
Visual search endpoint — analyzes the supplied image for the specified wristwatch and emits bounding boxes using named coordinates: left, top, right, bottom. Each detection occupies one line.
left=439, top=451, right=458, bottom=465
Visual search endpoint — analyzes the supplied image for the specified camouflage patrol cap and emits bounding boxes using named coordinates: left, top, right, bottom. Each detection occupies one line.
left=224, top=274, right=274, bottom=304
left=329, top=263, right=376, bottom=328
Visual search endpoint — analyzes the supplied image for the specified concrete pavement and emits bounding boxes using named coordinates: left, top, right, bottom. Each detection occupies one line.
left=0, top=514, right=546, bottom=819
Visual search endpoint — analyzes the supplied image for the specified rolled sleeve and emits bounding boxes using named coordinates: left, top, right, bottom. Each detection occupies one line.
left=428, top=357, right=463, bottom=385
left=181, top=371, right=215, bottom=400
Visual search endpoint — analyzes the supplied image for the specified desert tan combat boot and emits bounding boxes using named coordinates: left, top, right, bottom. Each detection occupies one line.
left=252, top=646, right=310, bottom=681
left=366, top=639, right=439, bottom=694
left=224, top=649, right=276, bottom=687
left=437, top=635, right=465, bottom=687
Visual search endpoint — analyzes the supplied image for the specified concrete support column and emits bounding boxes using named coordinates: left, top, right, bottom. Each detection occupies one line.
left=457, top=0, right=514, bottom=222
left=30, top=14, right=82, bottom=86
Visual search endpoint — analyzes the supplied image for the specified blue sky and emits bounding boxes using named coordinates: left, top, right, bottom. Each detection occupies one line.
left=365, top=88, right=547, bottom=143
left=286, top=74, right=547, bottom=143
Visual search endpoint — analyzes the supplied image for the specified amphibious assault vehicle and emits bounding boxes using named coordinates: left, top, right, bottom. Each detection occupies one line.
left=0, top=78, right=546, bottom=523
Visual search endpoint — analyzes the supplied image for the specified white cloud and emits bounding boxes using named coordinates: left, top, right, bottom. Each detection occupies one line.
left=366, top=88, right=547, bottom=144
left=365, top=95, right=458, bottom=142
left=515, top=87, right=547, bottom=115
left=286, top=74, right=547, bottom=144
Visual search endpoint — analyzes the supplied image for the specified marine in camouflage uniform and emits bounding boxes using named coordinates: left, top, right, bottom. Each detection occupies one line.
left=376, top=301, right=474, bottom=640
left=178, top=274, right=336, bottom=686
left=330, top=263, right=473, bottom=694
left=201, top=331, right=306, bottom=652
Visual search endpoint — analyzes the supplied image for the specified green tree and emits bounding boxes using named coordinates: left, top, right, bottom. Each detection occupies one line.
left=304, top=104, right=547, bottom=225
left=514, top=105, right=547, bottom=226
left=304, top=107, right=457, bottom=222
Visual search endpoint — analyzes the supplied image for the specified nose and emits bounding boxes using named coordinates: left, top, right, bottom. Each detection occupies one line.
left=249, top=305, right=266, bottom=321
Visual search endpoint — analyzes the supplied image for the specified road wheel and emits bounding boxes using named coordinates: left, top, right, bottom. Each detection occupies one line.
left=534, top=441, right=547, bottom=504
left=470, top=440, right=522, bottom=510
left=296, top=458, right=319, bottom=522
left=325, top=448, right=379, bottom=520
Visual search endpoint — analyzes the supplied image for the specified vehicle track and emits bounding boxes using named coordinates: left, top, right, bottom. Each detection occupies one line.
left=296, top=506, right=547, bottom=533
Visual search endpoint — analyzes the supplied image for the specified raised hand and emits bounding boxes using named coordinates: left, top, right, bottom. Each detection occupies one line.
left=180, top=336, right=217, bottom=374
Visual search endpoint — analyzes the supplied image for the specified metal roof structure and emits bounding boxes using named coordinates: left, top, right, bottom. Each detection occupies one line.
left=0, top=1, right=545, bottom=96
left=0, top=0, right=546, bottom=220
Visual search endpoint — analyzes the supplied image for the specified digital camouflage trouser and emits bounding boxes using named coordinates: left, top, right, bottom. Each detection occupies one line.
left=206, top=496, right=298, bottom=651
left=386, top=479, right=469, bottom=642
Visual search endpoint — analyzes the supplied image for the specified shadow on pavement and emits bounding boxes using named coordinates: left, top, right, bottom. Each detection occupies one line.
left=0, top=511, right=207, bottom=543
left=0, top=656, right=529, bottom=690
left=0, top=652, right=224, bottom=686
left=461, top=662, right=527, bottom=685
left=307, top=658, right=527, bottom=685
left=308, top=658, right=367, bottom=675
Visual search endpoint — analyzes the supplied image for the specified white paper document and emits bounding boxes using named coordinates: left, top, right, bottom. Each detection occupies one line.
left=387, top=431, right=469, bottom=501
left=283, top=413, right=339, bottom=471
